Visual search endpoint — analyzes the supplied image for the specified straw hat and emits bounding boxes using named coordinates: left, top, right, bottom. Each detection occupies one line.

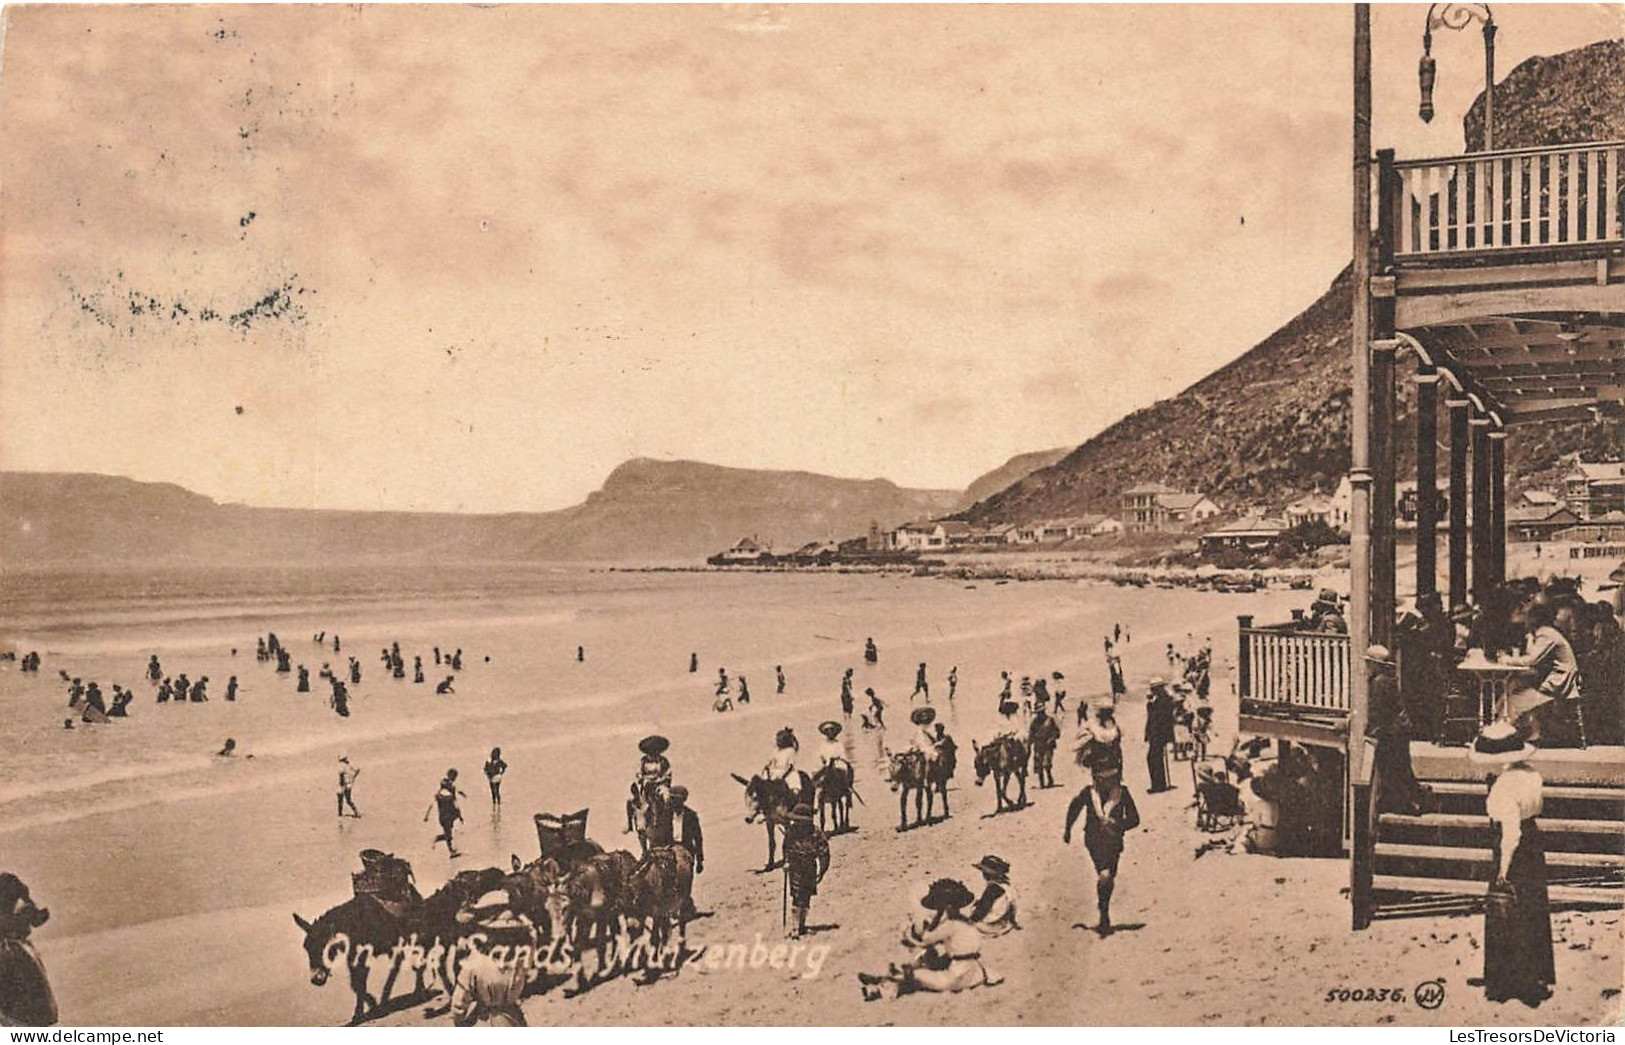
left=1468, top=721, right=1536, bottom=765
left=818, top=720, right=843, bottom=739
left=1363, top=644, right=1393, bottom=663
left=972, top=855, right=1010, bottom=882
left=910, top=706, right=937, bottom=726
left=1148, top=676, right=1168, bottom=689
left=638, top=734, right=670, bottom=757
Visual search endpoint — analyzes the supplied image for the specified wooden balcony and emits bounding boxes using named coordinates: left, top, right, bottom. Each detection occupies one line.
left=1236, top=615, right=1351, bottom=749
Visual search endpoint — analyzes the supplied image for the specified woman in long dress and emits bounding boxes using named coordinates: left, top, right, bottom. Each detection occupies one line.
left=1472, top=721, right=1555, bottom=1006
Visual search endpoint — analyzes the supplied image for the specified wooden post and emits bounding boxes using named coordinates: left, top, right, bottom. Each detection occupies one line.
left=1448, top=397, right=1471, bottom=609
left=1489, top=429, right=1507, bottom=586
left=1348, top=3, right=1374, bottom=786
left=1471, top=411, right=1493, bottom=603
left=1237, top=615, right=1253, bottom=700
left=1372, top=339, right=1397, bottom=646
left=1415, top=366, right=1440, bottom=599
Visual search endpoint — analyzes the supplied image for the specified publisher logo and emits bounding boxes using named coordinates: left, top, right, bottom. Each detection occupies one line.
left=1414, top=978, right=1446, bottom=1010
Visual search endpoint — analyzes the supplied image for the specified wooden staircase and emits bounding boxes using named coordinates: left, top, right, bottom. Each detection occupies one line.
left=1363, top=748, right=1625, bottom=922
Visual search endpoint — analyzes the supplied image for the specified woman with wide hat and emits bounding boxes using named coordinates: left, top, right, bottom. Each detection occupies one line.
left=815, top=720, right=847, bottom=770
left=628, top=735, right=672, bottom=834
left=858, top=878, right=1002, bottom=1000
left=908, top=706, right=938, bottom=765
left=1472, top=721, right=1555, bottom=1006
left=449, top=890, right=531, bottom=1026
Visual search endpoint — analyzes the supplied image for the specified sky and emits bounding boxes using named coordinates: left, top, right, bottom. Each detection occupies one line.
left=2, top=3, right=1621, bottom=512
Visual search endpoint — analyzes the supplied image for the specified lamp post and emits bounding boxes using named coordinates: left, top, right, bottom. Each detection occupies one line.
left=1418, top=3, right=1496, bottom=150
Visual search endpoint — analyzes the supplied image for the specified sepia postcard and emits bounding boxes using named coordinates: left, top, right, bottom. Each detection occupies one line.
left=1, top=3, right=1622, bottom=1030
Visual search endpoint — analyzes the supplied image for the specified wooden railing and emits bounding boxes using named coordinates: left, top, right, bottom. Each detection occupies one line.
left=1237, top=615, right=1352, bottom=715
left=1393, top=141, right=1625, bottom=257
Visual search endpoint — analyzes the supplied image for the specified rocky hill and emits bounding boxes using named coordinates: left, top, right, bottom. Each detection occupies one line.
left=962, top=38, right=1623, bottom=526
left=959, top=448, right=1073, bottom=509
left=0, top=461, right=960, bottom=567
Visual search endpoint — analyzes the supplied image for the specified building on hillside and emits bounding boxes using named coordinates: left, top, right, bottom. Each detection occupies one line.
left=1089, top=515, right=1123, bottom=537
left=939, top=520, right=975, bottom=547
left=1554, top=513, right=1625, bottom=544
left=1284, top=491, right=1340, bottom=530
left=1199, top=517, right=1287, bottom=554
left=892, top=520, right=947, bottom=551
left=973, top=524, right=1018, bottom=545
left=1014, top=522, right=1042, bottom=544
left=1120, top=483, right=1219, bottom=534
left=1505, top=505, right=1580, bottom=542
left=1564, top=462, right=1625, bottom=520
left=1520, top=489, right=1561, bottom=508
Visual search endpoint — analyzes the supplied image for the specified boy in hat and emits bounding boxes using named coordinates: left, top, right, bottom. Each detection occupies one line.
left=968, top=855, right=1019, bottom=937
left=448, top=890, right=530, bottom=1026
left=0, top=873, right=56, bottom=1026
left=1064, top=760, right=1140, bottom=936
left=782, top=803, right=830, bottom=938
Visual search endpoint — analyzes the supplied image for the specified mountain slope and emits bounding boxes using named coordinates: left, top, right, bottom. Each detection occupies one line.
left=0, top=461, right=961, bottom=566
left=962, top=38, right=1624, bottom=526
left=959, top=448, right=1072, bottom=509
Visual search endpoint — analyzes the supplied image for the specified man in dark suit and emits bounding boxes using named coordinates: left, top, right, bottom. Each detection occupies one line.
left=1143, top=678, right=1176, bottom=793
left=667, top=786, right=704, bottom=875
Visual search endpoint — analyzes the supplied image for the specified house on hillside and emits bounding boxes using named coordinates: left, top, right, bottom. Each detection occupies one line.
left=939, top=520, right=975, bottom=547
left=1090, top=516, right=1124, bottom=537
left=973, top=524, right=1018, bottom=545
left=1200, top=517, right=1287, bottom=554
left=1120, top=484, right=1219, bottom=534
left=1564, top=462, right=1625, bottom=520
left=1505, top=505, right=1580, bottom=543
left=892, top=520, right=947, bottom=551
left=1554, top=513, right=1625, bottom=544
left=1521, top=489, right=1561, bottom=509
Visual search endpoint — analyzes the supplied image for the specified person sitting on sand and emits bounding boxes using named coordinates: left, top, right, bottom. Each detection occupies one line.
left=157, top=678, right=173, bottom=704
left=864, top=638, right=878, bottom=664
left=217, top=738, right=237, bottom=757
left=713, top=694, right=733, bottom=713
left=436, top=675, right=455, bottom=695
left=858, top=878, right=1002, bottom=1001
left=0, top=873, right=58, bottom=1027
left=191, top=676, right=209, bottom=702
left=968, top=855, right=1020, bottom=938
left=450, top=649, right=463, bottom=671
left=147, top=655, right=163, bottom=684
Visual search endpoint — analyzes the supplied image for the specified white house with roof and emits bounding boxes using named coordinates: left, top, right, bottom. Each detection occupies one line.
left=1564, top=461, right=1625, bottom=520
left=1120, top=483, right=1218, bottom=534
left=1200, top=517, right=1287, bottom=554
left=892, top=520, right=947, bottom=551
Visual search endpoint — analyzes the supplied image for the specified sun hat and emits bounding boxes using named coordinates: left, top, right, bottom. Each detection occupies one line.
left=1468, top=720, right=1537, bottom=765
left=639, top=735, right=670, bottom=757
left=972, top=855, right=1010, bottom=882
left=818, top=720, right=843, bottom=739
left=920, top=878, right=976, bottom=912
left=910, top=706, right=937, bottom=726
left=1363, top=644, right=1393, bottom=663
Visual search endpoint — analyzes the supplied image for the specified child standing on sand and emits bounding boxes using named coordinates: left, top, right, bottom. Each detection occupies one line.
left=427, top=770, right=466, bottom=857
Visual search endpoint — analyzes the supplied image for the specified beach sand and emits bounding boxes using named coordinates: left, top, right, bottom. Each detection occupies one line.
left=1, top=566, right=1618, bottom=1026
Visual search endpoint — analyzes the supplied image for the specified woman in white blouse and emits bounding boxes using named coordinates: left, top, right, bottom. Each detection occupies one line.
left=1471, top=721, right=1555, bottom=1006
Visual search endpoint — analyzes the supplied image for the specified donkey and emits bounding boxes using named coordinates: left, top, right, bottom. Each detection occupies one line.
left=973, top=734, right=1030, bottom=814
left=539, top=849, right=640, bottom=995
left=885, top=749, right=951, bottom=831
left=811, top=760, right=857, bottom=834
left=292, top=867, right=503, bottom=1025
left=732, top=770, right=813, bottom=870
left=622, top=845, right=696, bottom=980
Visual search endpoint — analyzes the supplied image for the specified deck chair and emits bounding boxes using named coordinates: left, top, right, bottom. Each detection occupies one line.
left=1194, top=771, right=1245, bottom=833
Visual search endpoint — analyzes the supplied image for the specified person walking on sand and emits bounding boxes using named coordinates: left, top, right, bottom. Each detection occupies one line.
left=226, top=676, right=238, bottom=702
left=337, top=757, right=361, bottom=817
left=738, top=675, right=752, bottom=705
left=782, top=803, right=830, bottom=939
left=840, top=668, right=855, bottom=717
left=414, top=656, right=425, bottom=684
left=776, top=665, right=786, bottom=695
left=689, top=652, right=698, bottom=673
left=426, top=769, right=466, bottom=857
left=1063, top=760, right=1140, bottom=937
left=912, top=662, right=929, bottom=702
left=715, top=667, right=730, bottom=696
left=866, top=687, right=886, bottom=729
left=483, top=748, right=507, bottom=808
left=947, top=665, right=958, bottom=701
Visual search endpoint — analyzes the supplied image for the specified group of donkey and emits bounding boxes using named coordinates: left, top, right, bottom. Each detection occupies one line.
left=292, top=840, right=694, bottom=1025
left=731, top=759, right=857, bottom=869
